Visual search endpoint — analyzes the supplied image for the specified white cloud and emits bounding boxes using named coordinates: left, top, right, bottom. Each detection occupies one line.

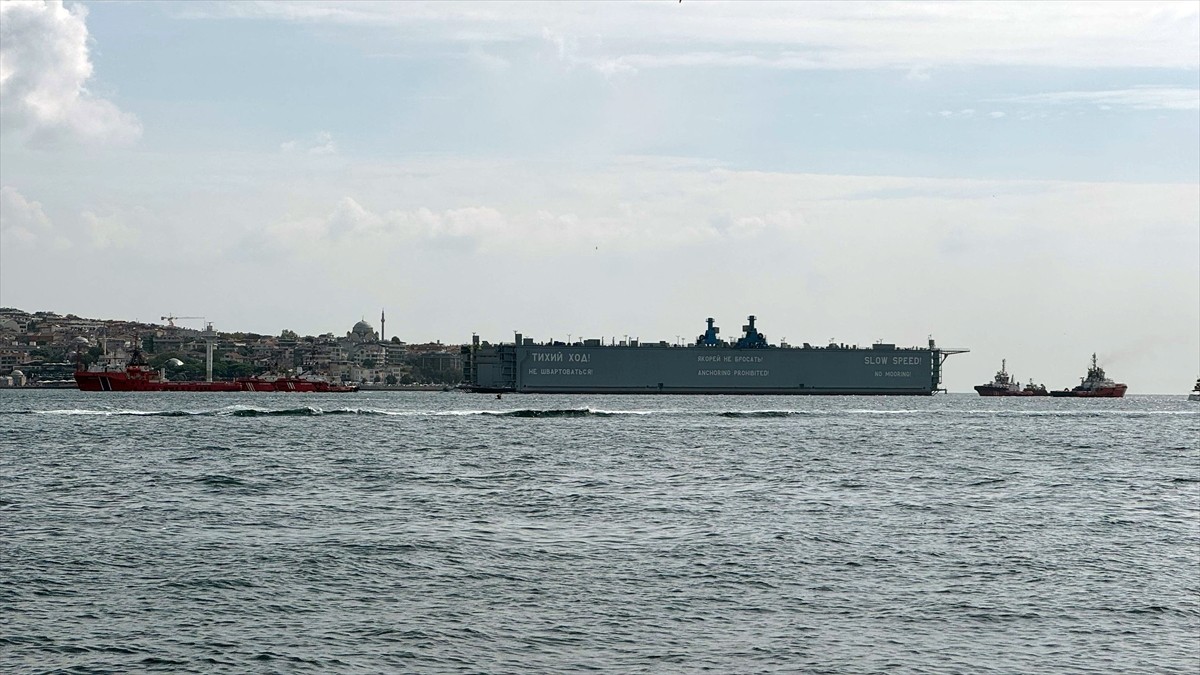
left=246, top=162, right=1198, bottom=269
left=994, top=87, right=1200, bottom=111
left=266, top=200, right=511, bottom=252
left=0, top=185, right=69, bottom=248
left=905, top=66, right=932, bottom=82
left=82, top=210, right=137, bottom=249
left=0, top=0, right=141, bottom=145
left=467, top=46, right=510, bottom=72
left=281, top=130, right=338, bottom=154
left=187, top=1, right=1200, bottom=71
left=937, top=109, right=977, bottom=119
left=309, top=131, right=336, bottom=155
left=540, top=27, right=576, bottom=63
left=327, top=196, right=381, bottom=237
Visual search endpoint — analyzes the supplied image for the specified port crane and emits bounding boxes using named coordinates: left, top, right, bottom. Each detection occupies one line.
left=160, top=315, right=204, bottom=327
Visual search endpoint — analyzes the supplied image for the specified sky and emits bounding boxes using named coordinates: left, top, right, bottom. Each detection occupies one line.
left=1, top=0, right=1197, bottom=393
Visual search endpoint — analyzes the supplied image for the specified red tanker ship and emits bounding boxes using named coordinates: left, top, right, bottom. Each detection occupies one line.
left=1049, top=353, right=1127, bottom=398
left=74, top=346, right=357, bottom=393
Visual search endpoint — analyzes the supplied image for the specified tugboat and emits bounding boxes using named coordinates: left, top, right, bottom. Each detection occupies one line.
left=1188, top=378, right=1200, bottom=402
left=1049, top=353, right=1127, bottom=398
left=1021, top=380, right=1049, bottom=396
left=974, top=359, right=1048, bottom=396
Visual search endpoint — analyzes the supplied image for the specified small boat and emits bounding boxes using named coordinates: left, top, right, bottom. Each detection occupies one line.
left=1189, top=378, right=1200, bottom=402
left=974, top=359, right=1048, bottom=396
left=1049, top=353, right=1127, bottom=398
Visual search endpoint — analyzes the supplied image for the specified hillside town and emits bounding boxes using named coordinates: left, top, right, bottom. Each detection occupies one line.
left=0, top=308, right=462, bottom=388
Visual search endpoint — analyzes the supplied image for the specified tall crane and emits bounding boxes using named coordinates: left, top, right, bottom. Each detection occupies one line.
left=160, top=315, right=204, bottom=327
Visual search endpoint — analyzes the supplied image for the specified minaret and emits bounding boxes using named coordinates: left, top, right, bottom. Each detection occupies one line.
left=380, top=309, right=386, bottom=343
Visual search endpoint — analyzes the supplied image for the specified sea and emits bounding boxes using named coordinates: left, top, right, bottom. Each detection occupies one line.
left=2, top=390, right=1197, bottom=674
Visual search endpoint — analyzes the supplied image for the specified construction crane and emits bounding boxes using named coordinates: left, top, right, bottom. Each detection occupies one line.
left=160, top=315, right=204, bottom=327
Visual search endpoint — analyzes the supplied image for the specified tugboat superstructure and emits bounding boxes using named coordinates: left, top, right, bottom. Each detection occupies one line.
left=1050, top=353, right=1127, bottom=398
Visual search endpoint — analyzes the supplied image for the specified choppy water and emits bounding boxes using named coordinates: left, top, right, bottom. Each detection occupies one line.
left=2, top=390, right=1197, bottom=674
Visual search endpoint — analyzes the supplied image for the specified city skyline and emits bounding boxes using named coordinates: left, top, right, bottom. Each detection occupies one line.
left=1, top=1, right=1197, bottom=393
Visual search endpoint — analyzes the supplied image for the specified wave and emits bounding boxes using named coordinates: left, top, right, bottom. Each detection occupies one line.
left=16, top=406, right=636, bottom=418
left=484, top=408, right=620, bottom=418
left=719, top=410, right=811, bottom=418
left=18, top=406, right=385, bottom=418
left=13, top=406, right=640, bottom=418
left=7, top=406, right=1198, bottom=419
left=230, top=406, right=332, bottom=417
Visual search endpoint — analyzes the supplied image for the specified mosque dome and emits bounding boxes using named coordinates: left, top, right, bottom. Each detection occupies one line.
left=351, top=320, right=375, bottom=337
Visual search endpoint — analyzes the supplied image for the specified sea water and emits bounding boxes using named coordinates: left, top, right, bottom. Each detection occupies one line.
left=2, top=390, right=1197, bottom=674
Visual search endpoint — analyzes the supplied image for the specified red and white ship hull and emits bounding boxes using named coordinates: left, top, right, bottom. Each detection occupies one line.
left=1049, top=384, right=1127, bottom=398
left=74, top=368, right=358, bottom=393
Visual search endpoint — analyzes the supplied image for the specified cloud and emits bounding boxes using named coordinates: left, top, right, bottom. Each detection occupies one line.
left=905, top=66, right=932, bottom=82
left=266, top=199, right=510, bottom=252
left=541, top=27, right=577, bottom=63
left=82, top=210, right=138, bottom=249
left=0, top=185, right=69, bottom=248
left=994, top=87, right=1200, bottom=111
left=327, top=196, right=381, bottom=236
left=187, top=1, right=1200, bottom=71
left=937, top=109, right=977, bottom=119
left=0, top=0, right=141, bottom=146
left=467, top=46, right=510, bottom=72
left=1, top=186, right=157, bottom=252
left=281, top=130, right=338, bottom=154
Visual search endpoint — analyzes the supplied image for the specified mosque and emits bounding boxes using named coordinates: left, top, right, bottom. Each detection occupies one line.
left=346, top=319, right=380, bottom=343
left=324, top=310, right=406, bottom=383
left=330, top=310, right=460, bottom=385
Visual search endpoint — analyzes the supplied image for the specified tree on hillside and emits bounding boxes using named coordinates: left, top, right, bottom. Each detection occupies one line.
left=150, top=353, right=263, bottom=380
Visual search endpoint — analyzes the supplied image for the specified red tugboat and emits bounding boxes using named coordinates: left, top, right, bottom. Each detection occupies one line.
left=974, top=359, right=1048, bottom=396
left=1049, top=353, right=1127, bottom=398
left=74, top=344, right=358, bottom=393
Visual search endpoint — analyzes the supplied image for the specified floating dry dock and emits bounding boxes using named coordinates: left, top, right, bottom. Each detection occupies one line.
left=462, top=316, right=968, bottom=395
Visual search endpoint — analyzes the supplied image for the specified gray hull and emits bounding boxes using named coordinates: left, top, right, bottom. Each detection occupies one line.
left=463, top=342, right=957, bottom=395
